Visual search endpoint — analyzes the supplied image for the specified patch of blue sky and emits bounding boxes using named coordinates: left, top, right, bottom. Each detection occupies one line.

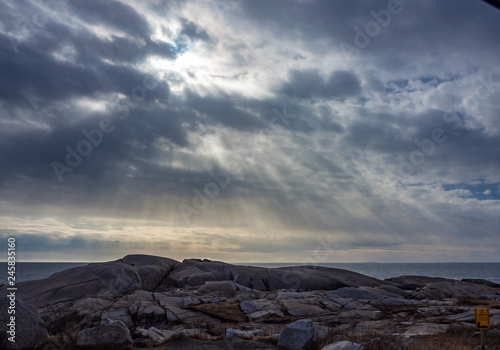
left=443, top=182, right=500, bottom=200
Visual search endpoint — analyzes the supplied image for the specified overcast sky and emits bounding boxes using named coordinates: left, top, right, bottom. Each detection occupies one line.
left=0, top=0, right=499, bottom=263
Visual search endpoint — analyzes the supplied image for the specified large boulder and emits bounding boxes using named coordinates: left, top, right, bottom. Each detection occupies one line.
left=76, top=319, right=132, bottom=350
left=161, top=260, right=231, bottom=288
left=155, top=260, right=385, bottom=292
left=0, top=297, right=48, bottom=350
left=278, top=319, right=315, bottom=350
left=230, top=265, right=383, bottom=291
left=122, top=254, right=178, bottom=291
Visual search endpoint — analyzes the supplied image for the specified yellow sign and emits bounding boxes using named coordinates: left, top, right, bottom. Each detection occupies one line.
left=475, top=308, right=490, bottom=329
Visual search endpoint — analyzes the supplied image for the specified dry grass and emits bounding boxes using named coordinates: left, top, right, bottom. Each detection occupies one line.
left=405, top=330, right=500, bottom=350
left=457, top=295, right=500, bottom=309
left=312, top=323, right=500, bottom=350
left=41, top=306, right=84, bottom=350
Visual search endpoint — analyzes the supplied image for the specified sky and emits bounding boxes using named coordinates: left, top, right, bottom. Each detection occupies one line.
left=0, top=0, right=499, bottom=263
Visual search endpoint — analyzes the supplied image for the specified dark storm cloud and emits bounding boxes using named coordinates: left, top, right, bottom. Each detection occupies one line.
left=179, top=18, right=212, bottom=43
left=70, top=33, right=179, bottom=65
left=0, top=231, right=170, bottom=254
left=185, top=91, right=267, bottom=131
left=242, top=0, right=500, bottom=72
left=0, top=34, right=176, bottom=113
left=0, top=0, right=198, bottom=192
left=414, top=127, right=500, bottom=177
left=0, top=232, right=120, bottom=252
left=281, top=69, right=361, bottom=101
left=68, top=0, right=151, bottom=38
left=0, top=101, right=194, bottom=186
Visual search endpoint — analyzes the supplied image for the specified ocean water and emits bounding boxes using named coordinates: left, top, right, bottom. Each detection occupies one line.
left=0, top=262, right=499, bottom=285
left=0, top=262, right=88, bottom=284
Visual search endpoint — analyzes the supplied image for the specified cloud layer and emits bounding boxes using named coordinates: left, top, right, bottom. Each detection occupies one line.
left=0, top=0, right=499, bottom=262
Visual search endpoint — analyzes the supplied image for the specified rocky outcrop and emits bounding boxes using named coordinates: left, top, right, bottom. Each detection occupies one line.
left=159, top=259, right=386, bottom=292
left=2, top=255, right=500, bottom=350
left=7, top=255, right=178, bottom=308
left=386, top=275, right=500, bottom=300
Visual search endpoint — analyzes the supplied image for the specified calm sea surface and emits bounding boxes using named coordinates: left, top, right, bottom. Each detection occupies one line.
left=0, top=262, right=499, bottom=284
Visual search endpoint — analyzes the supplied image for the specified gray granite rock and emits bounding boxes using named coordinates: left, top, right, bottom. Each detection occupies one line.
left=0, top=297, right=48, bottom=350
left=240, top=300, right=284, bottom=321
left=134, top=326, right=183, bottom=347
left=76, top=319, right=132, bottom=350
left=281, top=298, right=330, bottom=318
left=198, top=281, right=238, bottom=294
left=321, top=341, right=364, bottom=350
left=4, top=255, right=178, bottom=308
left=417, top=281, right=500, bottom=300
left=403, top=323, right=449, bottom=338
left=226, top=328, right=264, bottom=339
left=278, top=319, right=315, bottom=350
left=123, top=254, right=178, bottom=291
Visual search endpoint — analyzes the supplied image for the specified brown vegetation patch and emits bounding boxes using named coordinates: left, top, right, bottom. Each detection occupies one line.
left=405, top=330, right=500, bottom=350
left=346, top=326, right=500, bottom=350
left=456, top=295, right=500, bottom=308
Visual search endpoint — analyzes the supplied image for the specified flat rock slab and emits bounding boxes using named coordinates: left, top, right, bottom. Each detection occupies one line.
left=240, top=300, right=284, bottom=321
left=404, top=323, right=449, bottom=338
